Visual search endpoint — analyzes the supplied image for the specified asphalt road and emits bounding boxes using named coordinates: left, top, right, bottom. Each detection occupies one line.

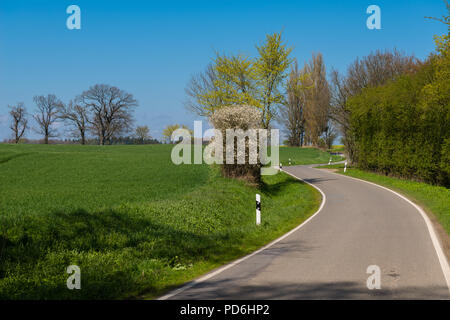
left=162, top=165, right=450, bottom=299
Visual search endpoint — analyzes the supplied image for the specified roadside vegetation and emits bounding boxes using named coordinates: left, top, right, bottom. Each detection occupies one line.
left=0, top=144, right=320, bottom=299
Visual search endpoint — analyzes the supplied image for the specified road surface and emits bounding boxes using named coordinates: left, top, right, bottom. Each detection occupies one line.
left=161, top=165, right=450, bottom=299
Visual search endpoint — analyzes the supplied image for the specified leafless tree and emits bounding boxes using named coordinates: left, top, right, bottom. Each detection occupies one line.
left=322, top=120, right=338, bottom=150
left=9, top=103, right=28, bottom=143
left=79, top=84, right=138, bottom=145
left=278, top=60, right=307, bottom=146
left=58, top=100, right=89, bottom=145
left=185, top=63, right=223, bottom=116
left=329, top=49, right=418, bottom=162
left=33, top=94, right=62, bottom=144
left=303, top=53, right=331, bottom=146
left=425, top=0, right=449, bottom=30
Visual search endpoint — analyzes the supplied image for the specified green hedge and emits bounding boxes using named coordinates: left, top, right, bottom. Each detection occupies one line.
left=348, top=36, right=450, bottom=186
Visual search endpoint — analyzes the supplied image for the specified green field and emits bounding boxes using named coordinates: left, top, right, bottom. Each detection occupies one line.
left=319, top=164, right=450, bottom=235
left=278, top=146, right=344, bottom=166
left=0, top=144, right=322, bottom=299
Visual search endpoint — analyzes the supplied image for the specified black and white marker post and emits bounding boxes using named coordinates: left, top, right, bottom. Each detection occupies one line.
left=344, top=161, right=348, bottom=173
left=256, top=194, right=261, bottom=225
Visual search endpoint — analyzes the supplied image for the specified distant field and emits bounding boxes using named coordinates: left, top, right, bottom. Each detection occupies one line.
left=330, top=145, right=345, bottom=153
left=0, top=144, right=321, bottom=299
left=279, top=146, right=344, bottom=166
left=319, top=164, right=450, bottom=235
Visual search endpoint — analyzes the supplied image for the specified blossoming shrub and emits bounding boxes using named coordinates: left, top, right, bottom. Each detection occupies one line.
left=209, top=105, right=263, bottom=185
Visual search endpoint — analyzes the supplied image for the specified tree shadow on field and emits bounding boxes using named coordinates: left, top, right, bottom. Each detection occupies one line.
left=0, top=152, right=33, bottom=164
left=168, top=277, right=450, bottom=300
left=0, top=207, right=256, bottom=299
left=260, top=177, right=304, bottom=196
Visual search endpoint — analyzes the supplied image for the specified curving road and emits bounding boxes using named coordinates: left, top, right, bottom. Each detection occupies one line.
left=161, top=165, right=450, bottom=300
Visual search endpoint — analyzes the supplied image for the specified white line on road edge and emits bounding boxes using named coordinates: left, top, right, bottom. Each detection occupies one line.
left=157, top=170, right=327, bottom=300
left=319, top=168, right=450, bottom=292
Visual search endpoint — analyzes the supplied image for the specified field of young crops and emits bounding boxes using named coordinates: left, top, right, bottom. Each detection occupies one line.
left=0, top=144, right=327, bottom=299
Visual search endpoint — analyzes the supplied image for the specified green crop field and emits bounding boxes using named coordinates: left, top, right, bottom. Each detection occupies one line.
left=0, top=144, right=322, bottom=299
left=278, top=146, right=344, bottom=166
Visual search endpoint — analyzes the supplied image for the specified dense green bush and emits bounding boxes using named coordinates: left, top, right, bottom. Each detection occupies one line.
left=348, top=35, right=450, bottom=186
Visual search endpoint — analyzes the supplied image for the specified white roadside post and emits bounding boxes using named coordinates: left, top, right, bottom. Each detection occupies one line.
left=289, top=158, right=291, bottom=165
left=256, top=194, right=261, bottom=225
left=328, top=157, right=332, bottom=165
left=344, top=161, right=348, bottom=173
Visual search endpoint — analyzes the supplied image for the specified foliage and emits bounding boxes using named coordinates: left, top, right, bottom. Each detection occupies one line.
left=254, top=32, right=293, bottom=128
left=186, top=32, right=292, bottom=129
left=209, top=105, right=263, bottom=184
left=162, top=124, right=192, bottom=143
left=348, top=35, right=450, bottom=186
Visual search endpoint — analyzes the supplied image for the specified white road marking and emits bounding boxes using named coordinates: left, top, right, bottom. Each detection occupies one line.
left=157, top=170, right=327, bottom=300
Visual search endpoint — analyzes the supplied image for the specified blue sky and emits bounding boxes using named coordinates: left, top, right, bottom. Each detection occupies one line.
left=0, top=0, right=447, bottom=141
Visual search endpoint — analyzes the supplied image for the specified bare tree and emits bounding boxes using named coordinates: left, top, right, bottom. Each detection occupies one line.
left=9, top=103, right=28, bottom=144
left=135, top=125, right=150, bottom=143
left=58, top=100, right=89, bottom=145
left=79, top=84, right=138, bottom=145
left=322, top=120, right=338, bottom=150
left=33, top=94, right=62, bottom=144
left=329, top=49, right=418, bottom=163
left=278, top=60, right=307, bottom=146
left=425, top=0, right=449, bottom=29
left=185, top=63, right=223, bottom=116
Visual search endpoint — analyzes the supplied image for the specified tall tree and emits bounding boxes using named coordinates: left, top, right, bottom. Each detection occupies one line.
left=79, top=84, right=138, bottom=145
left=278, top=60, right=310, bottom=146
left=185, top=63, right=223, bottom=116
left=58, top=100, right=89, bottom=145
left=185, top=31, right=292, bottom=129
left=135, top=125, right=150, bottom=143
left=33, top=94, right=62, bottom=144
left=254, top=32, right=293, bottom=129
left=9, top=103, right=28, bottom=144
left=162, top=124, right=192, bottom=143
left=303, top=53, right=331, bottom=146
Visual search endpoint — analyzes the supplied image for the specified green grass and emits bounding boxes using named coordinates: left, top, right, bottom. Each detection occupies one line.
left=319, top=164, right=450, bottom=235
left=0, top=144, right=320, bottom=299
left=278, top=146, right=344, bottom=166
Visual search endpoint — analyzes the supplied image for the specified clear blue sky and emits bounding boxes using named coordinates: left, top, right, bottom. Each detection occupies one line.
left=0, top=0, right=447, bottom=141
